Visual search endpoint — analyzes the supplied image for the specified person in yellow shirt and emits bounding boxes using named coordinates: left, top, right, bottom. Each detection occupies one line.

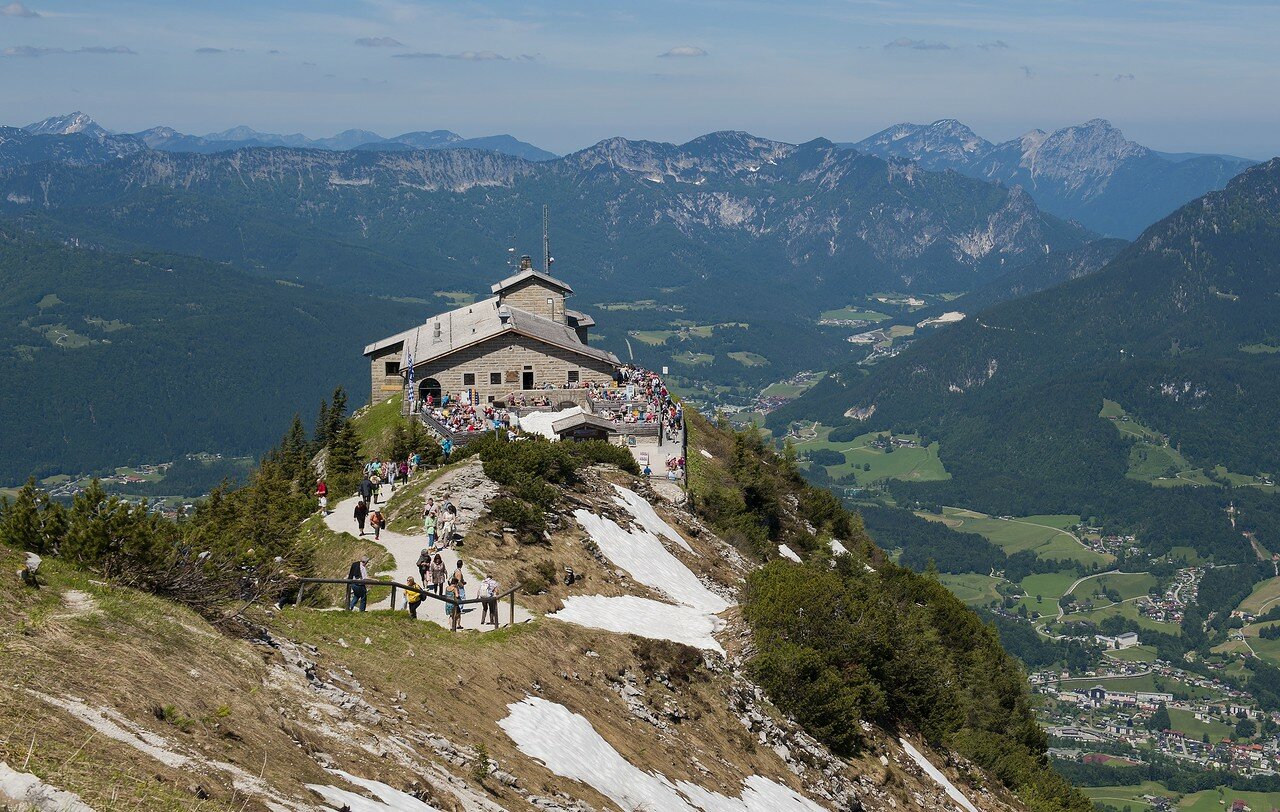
left=403, top=576, right=424, bottom=620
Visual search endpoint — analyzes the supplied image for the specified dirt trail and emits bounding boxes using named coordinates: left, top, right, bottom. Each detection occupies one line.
left=323, top=460, right=532, bottom=630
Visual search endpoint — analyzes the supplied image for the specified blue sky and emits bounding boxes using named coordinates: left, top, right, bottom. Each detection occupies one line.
left=1, top=0, right=1276, bottom=157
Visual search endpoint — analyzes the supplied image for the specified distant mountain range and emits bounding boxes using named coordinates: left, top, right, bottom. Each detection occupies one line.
left=11, top=112, right=558, bottom=163
left=0, top=129, right=1090, bottom=308
left=844, top=118, right=1259, bottom=238
left=771, top=158, right=1280, bottom=557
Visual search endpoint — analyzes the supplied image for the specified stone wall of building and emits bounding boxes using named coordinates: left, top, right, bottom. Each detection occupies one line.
left=368, top=341, right=406, bottom=405
left=399, top=332, right=616, bottom=406
left=498, top=279, right=567, bottom=324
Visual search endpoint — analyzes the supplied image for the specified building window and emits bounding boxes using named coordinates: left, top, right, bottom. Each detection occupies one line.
left=490, top=372, right=502, bottom=385
left=567, top=370, right=579, bottom=384
left=463, top=373, right=476, bottom=386
left=384, top=361, right=400, bottom=376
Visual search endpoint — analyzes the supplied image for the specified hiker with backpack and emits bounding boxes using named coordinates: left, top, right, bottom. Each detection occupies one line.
left=404, top=577, right=424, bottom=619
left=369, top=508, right=384, bottom=540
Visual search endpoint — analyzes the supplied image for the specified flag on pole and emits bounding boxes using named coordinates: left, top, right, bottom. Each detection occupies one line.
left=405, top=350, right=415, bottom=414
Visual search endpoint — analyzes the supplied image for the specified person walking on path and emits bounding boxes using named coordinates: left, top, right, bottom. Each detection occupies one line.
left=430, top=553, right=447, bottom=595
left=445, top=577, right=462, bottom=632
left=316, top=479, right=329, bottom=515
left=369, top=508, right=385, bottom=541
left=453, top=560, right=469, bottom=607
left=416, top=548, right=431, bottom=583
left=370, top=472, right=382, bottom=503
left=404, top=576, right=424, bottom=619
left=388, top=462, right=398, bottom=492
left=442, top=438, right=453, bottom=462
left=359, top=475, right=374, bottom=507
left=347, top=556, right=370, bottom=612
left=353, top=499, right=369, bottom=536
left=480, top=572, right=499, bottom=627
left=423, top=512, right=437, bottom=549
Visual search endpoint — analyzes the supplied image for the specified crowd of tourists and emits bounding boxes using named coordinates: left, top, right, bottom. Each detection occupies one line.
left=590, top=365, right=684, bottom=441
left=418, top=392, right=514, bottom=435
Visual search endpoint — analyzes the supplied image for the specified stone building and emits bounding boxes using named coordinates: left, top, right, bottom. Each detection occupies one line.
left=363, top=257, right=620, bottom=407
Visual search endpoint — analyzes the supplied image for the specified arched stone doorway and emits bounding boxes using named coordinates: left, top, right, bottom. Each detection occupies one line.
left=418, top=378, right=441, bottom=407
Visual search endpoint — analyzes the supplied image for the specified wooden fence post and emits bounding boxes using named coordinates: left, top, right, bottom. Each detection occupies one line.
left=345, top=584, right=351, bottom=611
left=508, top=590, right=515, bottom=627
left=295, top=583, right=305, bottom=607
left=390, top=584, right=397, bottom=610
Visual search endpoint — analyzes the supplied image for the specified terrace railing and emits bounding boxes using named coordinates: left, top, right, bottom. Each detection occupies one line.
left=293, top=577, right=525, bottom=628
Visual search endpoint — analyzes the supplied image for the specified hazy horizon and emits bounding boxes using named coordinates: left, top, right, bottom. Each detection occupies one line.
left=3, top=0, right=1278, bottom=158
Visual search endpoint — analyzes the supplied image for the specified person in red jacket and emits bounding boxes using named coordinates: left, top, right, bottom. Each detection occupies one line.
left=315, top=479, right=328, bottom=515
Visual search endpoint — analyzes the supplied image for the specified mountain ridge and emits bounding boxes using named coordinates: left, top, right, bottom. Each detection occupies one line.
left=846, top=118, right=1259, bottom=237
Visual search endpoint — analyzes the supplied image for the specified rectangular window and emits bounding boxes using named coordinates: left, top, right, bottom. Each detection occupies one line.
left=384, top=361, right=400, bottom=376
left=567, top=370, right=579, bottom=384
left=490, top=372, right=502, bottom=385
left=463, top=373, right=476, bottom=386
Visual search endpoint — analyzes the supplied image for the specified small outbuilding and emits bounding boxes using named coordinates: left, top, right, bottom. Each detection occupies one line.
left=551, top=412, right=620, bottom=442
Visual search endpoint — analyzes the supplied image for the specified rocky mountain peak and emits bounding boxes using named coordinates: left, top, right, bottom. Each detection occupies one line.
left=25, top=111, right=107, bottom=137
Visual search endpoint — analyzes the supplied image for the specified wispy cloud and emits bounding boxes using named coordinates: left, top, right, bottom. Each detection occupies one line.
left=354, top=36, right=405, bottom=48
left=3, top=44, right=136, bottom=57
left=658, top=45, right=707, bottom=58
left=2, top=1, right=39, bottom=17
left=1020, top=65, right=1034, bottom=78
left=195, top=46, right=244, bottom=54
left=978, top=40, right=1009, bottom=50
left=885, top=37, right=951, bottom=51
left=393, top=49, right=509, bottom=61
left=1114, top=73, right=1135, bottom=82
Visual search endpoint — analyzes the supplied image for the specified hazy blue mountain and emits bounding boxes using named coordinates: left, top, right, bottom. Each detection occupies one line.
left=847, top=118, right=1258, bottom=238
left=2, top=118, right=144, bottom=171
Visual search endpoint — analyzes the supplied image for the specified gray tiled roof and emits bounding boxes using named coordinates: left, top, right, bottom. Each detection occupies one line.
left=490, top=268, right=573, bottom=295
left=363, top=296, right=618, bottom=367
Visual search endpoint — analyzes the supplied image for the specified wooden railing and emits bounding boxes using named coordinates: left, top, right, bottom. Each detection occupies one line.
left=293, top=577, right=524, bottom=627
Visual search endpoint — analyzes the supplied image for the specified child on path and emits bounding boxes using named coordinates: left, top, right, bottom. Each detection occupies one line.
left=315, top=479, right=328, bottom=514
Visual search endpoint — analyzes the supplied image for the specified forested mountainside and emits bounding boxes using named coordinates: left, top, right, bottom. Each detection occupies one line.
left=0, top=226, right=426, bottom=482
left=848, top=119, right=1258, bottom=238
left=0, top=389, right=1083, bottom=812
left=771, top=158, right=1280, bottom=561
left=0, top=131, right=1091, bottom=310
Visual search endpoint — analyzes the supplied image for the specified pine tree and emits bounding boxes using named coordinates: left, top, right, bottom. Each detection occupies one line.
left=328, top=421, right=361, bottom=478
left=0, top=477, right=67, bottom=553
left=1148, top=702, right=1171, bottom=732
left=314, top=401, right=331, bottom=449
left=326, top=386, right=348, bottom=442
left=281, top=414, right=310, bottom=484
left=62, top=479, right=155, bottom=574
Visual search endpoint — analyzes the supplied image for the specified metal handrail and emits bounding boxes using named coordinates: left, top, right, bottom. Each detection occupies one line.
left=293, top=577, right=524, bottom=626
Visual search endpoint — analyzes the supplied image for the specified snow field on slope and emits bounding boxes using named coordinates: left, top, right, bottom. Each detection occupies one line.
left=551, top=594, right=726, bottom=653
left=573, top=509, right=730, bottom=613
left=899, top=738, right=979, bottom=812
left=309, top=770, right=442, bottom=812
left=778, top=544, right=802, bottom=563
left=611, top=483, right=694, bottom=552
left=499, top=696, right=827, bottom=812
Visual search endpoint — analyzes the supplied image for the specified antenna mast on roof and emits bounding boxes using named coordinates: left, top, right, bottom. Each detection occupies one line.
left=542, top=204, right=552, bottom=273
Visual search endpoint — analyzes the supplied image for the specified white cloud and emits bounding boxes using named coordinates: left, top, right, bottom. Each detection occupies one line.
left=885, top=37, right=951, bottom=51
left=658, top=45, right=707, bottom=58
left=1114, top=73, right=1136, bottom=82
left=3, top=44, right=136, bottom=57
left=392, top=50, right=509, bottom=61
left=354, top=36, right=405, bottom=48
left=1, top=1, right=39, bottom=17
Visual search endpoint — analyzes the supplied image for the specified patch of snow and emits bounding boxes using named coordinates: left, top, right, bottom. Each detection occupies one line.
left=499, top=697, right=826, bottom=812
left=308, top=770, right=442, bottom=812
left=518, top=407, right=582, bottom=440
left=899, top=738, right=978, bottom=812
left=778, top=545, right=802, bottom=563
left=829, top=539, right=848, bottom=555
left=611, top=484, right=692, bottom=552
left=574, top=510, right=730, bottom=613
left=0, top=761, right=94, bottom=812
left=700, top=449, right=714, bottom=459
left=551, top=595, right=725, bottom=653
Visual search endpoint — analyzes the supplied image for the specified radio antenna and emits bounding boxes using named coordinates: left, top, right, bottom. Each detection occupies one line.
left=542, top=204, right=551, bottom=273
